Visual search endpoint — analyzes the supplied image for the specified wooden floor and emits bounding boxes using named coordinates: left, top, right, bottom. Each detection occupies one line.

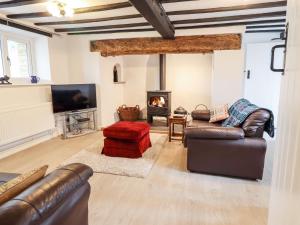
left=0, top=132, right=272, bottom=225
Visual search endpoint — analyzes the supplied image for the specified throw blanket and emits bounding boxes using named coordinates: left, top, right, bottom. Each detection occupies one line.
left=222, top=99, right=275, bottom=137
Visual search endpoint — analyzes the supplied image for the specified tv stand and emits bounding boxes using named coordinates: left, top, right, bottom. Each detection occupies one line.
left=62, top=109, right=97, bottom=139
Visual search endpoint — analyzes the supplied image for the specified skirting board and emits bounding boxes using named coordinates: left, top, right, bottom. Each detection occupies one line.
left=0, top=129, right=56, bottom=160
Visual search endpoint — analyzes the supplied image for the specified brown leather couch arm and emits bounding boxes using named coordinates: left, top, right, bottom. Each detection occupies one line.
left=0, top=163, right=93, bottom=225
left=185, top=127, right=245, bottom=140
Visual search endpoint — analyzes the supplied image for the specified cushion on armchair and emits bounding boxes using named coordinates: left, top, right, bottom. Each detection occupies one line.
left=0, top=165, right=48, bottom=205
left=209, top=104, right=229, bottom=123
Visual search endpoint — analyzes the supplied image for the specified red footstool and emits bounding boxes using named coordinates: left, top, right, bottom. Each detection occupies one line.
left=102, top=121, right=152, bottom=158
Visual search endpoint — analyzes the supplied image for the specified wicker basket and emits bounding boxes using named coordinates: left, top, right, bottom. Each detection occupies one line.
left=117, top=105, right=140, bottom=121
left=191, top=104, right=211, bottom=121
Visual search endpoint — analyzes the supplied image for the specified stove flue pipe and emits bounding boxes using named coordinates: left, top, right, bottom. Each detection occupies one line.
left=159, top=54, right=166, bottom=90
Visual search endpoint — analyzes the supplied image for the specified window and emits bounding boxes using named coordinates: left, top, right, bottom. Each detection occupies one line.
left=7, top=39, right=31, bottom=78
left=0, top=47, right=4, bottom=77
left=1, top=34, right=34, bottom=79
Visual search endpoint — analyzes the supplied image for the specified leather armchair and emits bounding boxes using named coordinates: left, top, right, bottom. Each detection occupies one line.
left=185, top=110, right=270, bottom=180
left=0, top=163, right=93, bottom=225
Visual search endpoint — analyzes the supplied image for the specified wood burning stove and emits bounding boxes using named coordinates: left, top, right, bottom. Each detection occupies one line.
left=147, top=91, right=171, bottom=125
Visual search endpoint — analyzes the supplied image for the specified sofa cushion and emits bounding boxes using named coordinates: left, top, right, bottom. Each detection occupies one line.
left=0, top=165, right=48, bottom=205
left=0, top=173, right=20, bottom=186
left=188, top=119, right=221, bottom=128
left=103, top=121, right=150, bottom=141
left=209, top=104, right=229, bottom=123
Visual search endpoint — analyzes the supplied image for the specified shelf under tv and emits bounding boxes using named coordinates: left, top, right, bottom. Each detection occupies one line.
left=64, top=129, right=97, bottom=139
left=62, top=108, right=98, bottom=139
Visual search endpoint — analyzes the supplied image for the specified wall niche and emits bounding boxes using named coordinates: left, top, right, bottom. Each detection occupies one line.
left=113, top=63, right=125, bottom=84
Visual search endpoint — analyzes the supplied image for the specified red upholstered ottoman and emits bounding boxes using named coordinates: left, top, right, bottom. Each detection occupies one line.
left=102, top=121, right=152, bottom=158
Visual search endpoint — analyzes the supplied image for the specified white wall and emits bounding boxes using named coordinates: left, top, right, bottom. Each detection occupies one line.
left=62, top=35, right=102, bottom=126
left=0, top=85, right=55, bottom=157
left=123, top=55, right=159, bottom=111
left=0, top=85, right=51, bottom=106
left=99, top=56, right=124, bottom=127
left=211, top=50, right=245, bottom=107
left=48, top=36, right=70, bottom=84
left=34, top=36, right=51, bottom=82
left=110, top=53, right=213, bottom=122
left=243, top=33, right=282, bottom=46
left=67, top=36, right=100, bottom=84
left=166, top=54, right=213, bottom=113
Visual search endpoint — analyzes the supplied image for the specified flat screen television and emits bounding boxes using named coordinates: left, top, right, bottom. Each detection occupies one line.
left=51, top=84, right=97, bottom=113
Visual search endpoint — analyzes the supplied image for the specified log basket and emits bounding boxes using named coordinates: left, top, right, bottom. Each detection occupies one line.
left=117, top=105, right=140, bottom=121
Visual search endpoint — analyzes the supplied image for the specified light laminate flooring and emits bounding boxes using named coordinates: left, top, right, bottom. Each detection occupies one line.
left=0, top=132, right=272, bottom=225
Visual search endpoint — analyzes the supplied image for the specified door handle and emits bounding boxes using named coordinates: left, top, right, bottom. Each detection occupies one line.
left=270, top=44, right=286, bottom=73
left=270, top=23, right=288, bottom=75
left=247, top=70, right=251, bottom=79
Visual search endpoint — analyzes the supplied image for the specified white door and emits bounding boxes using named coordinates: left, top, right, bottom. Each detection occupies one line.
left=244, top=42, right=284, bottom=128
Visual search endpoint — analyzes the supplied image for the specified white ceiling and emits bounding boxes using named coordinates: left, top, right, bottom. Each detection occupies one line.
left=0, top=0, right=287, bottom=36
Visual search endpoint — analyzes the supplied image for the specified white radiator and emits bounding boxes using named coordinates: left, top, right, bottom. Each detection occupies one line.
left=0, top=102, right=55, bottom=147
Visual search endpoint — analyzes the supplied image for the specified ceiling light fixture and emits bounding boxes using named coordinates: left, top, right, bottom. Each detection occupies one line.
left=47, top=0, right=74, bottom=17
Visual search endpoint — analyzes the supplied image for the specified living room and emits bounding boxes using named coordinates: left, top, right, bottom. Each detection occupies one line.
left=0, top=0, right=299, bottom=225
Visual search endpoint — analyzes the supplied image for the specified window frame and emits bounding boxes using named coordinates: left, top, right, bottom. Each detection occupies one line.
left=0, top=33, right=35, bottom=79
left=0, top=41, right=4, bottom=77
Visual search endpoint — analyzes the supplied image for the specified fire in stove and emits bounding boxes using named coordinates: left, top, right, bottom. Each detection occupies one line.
left=149, top=96, right=166, bottom=108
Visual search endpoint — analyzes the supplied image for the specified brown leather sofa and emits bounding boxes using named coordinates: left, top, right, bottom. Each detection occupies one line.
left=185, top=109, right=271, bottom=180
left=0, top=163, right=93, bottom=225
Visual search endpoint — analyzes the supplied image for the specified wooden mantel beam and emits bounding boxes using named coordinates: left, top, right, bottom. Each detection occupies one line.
left=90, top=34, right=241, bottom=57
left=129, top=0, right=175, bottom=39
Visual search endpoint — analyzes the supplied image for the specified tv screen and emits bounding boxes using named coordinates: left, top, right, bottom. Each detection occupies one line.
left=51, top=84, right=97, bottom=113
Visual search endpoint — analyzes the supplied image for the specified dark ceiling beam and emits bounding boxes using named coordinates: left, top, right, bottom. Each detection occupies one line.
left=55, top=11, right=286, bottom=33
left=55, top=22, right=150, bottom=33
left=35, top=14, right=143, bottom=26
left=167, top=1, right=287, bottom=16
left=68, top=28, right=155, bottom=36
left=7, top=19, right=52, bottom=37
left=0, top=0, right=47, bottom=8
left=6, top=2, right=132, bottom=19
left=68, top=19, right=286, bottom=35
left=175, top=19, right=286, bottom=30
left=129, top=0, right=174, bottom=39
left=246, top=29, right=285, bottom=33
left=34, top=1, right=287, bottom=27
left=173, top=11, right=286, bottom=25
left=8, top=12, right=51, bottom=19
left=0, top=17, right=52, bottom=37
left=246, top=24, right=286, bottom=29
